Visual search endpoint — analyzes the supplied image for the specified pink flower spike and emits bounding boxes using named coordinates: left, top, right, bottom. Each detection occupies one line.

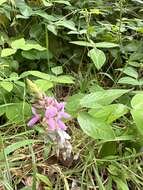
left=57, top=120, right=67, bottom=130
left=47, top=118, right=56, bottom=131
left=56, top=102, right=65, bottom=111
left=45, top=106, right=57, bottom=118
left=27, top=115, right=40, bottom=127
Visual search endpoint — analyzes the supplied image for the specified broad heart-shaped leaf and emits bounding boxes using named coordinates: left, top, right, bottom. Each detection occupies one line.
left=1, top=48, right=17, bottom=57
left=78, top=112, right=115, bottom=140
left=89, top=104, right=129, bottom=123
left=131, top=108, right=143, bottom=136
left=88, top=48, right=106, bottom=70
left=80, top=89, right=129, bottom=108
left=0, top=81, right=13, bottom=92
left=131, top=93, right=143, bottom=109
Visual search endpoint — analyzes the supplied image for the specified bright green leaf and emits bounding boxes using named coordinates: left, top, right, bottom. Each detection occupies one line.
left=0, top=81, right=13, bottom=92
left=89, top=104, right=129, bottom=123
left=78, top=112, right=115, bottom=140
left=131, top=108, right=143, bottom=136
left=80, top=89, right=129, bottom=108
left=35, top=79, right=53, bottom=91
left=88, top=48, right=106, bottom=70
left=1, top=48, right=17, bottom=57
left=0, top=0, right=7, bottom=6
left=131, top=93, right=143, bottom=109
left=51, top=66, right=63, bottom=75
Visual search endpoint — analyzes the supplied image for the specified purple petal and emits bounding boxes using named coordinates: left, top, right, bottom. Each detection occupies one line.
left=56, top=102, right=65, bottom=111
left=27, top=115, right=40, bottom=127
left=57, top=120, right=67, bottom=130
left=59, top=111, right=71, bottom=119
left=45, top=106, right=57, bottom=118
left=47, top=118, right=56, bottom=130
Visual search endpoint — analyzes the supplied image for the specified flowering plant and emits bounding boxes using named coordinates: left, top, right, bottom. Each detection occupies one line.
left=27, top=79, right=72, bottom=160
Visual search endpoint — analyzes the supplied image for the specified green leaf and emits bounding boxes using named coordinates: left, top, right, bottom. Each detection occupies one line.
left=55, top=75, right=75, bottom=84
left=131, top=108, right=143, bottom=135
left=33, top=10, right=58, bottom=21
left=36, top=173, right=52, bottom=187
left=6, top=102, right=31, bottom=123
left=0, top=81, right=13, bottom=92
left=113, top=177, right=129, bottom=190
left=117, top=67, right=138, bottom=79
left=78, top=112, right=115, bottom=140
left=11, top=38, right=25, bottom=49
left=118, top=77, right=140, bottom=85
left=11, top=38, right=46, bottom=51
left=51, top=66, right=63, bottom=75
left=0, top=0, right=7, bottom=6
left=80, top=89, right=129, bottom=108
left=89, top=104, right=129, bottom=123
left=95, top=42, right=119, bottom=48
left=53, top=0, right=71, bottom=6
left=20, top=71, right=74, bottom=84
left=35, top=79, right=53, bottom=91
left=66, top=93, right=84, bottom=116
left=70, top=41, right=119, bottom=48
left=56, top=20, right=76, bottom=31
left=131, top=93, right=143, bottom=109
left=1, top=48, right=17, bottom=57
left=70, top=41, right=93, bottom=47
left=88, top=48, right=106, bottom=70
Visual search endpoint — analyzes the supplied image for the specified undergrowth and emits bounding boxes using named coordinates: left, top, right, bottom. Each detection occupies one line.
left=1, top=0, right=143, bottom=189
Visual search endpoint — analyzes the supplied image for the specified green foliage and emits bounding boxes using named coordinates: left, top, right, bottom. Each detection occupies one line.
left=1, top=0, right=143, bottom=189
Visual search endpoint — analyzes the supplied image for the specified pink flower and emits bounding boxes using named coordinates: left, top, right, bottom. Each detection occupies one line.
left=28, top=96, right=71, bottom=131
left=27, top=107, right=40, bottom=127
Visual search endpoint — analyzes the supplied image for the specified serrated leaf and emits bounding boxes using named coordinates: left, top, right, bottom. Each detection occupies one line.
left=1, top=48, right=17, bottom=57
left=88, top=48, right=106, bottom=70
left=78, top=112, right=115, bottom=140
